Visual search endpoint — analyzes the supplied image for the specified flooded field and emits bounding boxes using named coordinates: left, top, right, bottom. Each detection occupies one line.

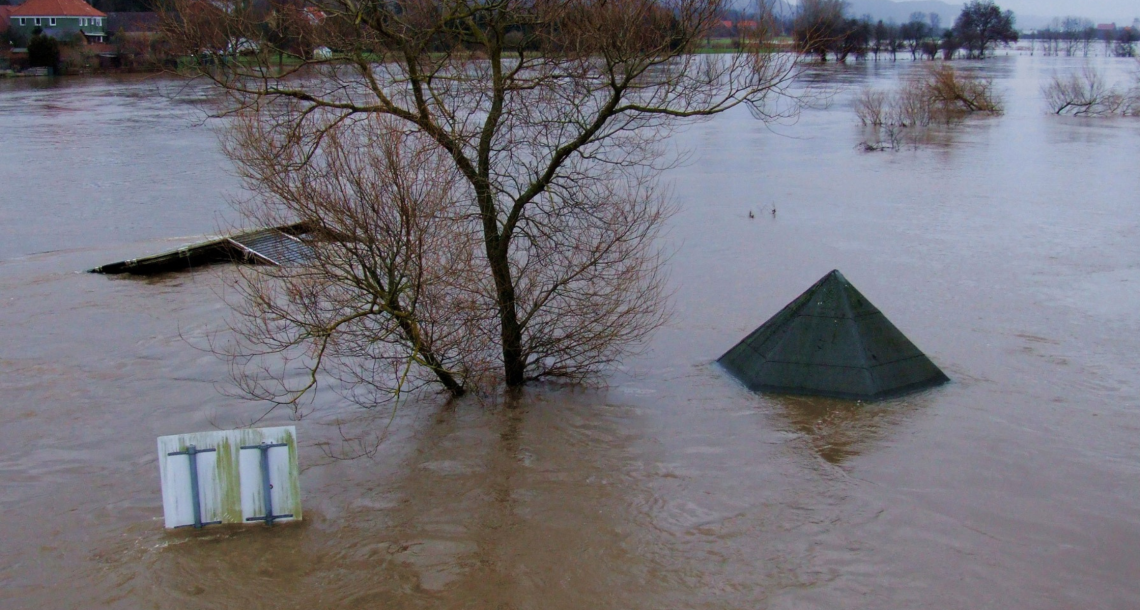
left=2, top=56, right=1140, bottom=609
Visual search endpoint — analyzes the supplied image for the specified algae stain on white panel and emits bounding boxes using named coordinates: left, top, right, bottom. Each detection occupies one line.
left=238, top=428, right=302, bottom=524
left=157, top=426, right=301, bottom=529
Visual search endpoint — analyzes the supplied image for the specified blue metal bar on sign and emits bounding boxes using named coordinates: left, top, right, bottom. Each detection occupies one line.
left=167, top=444, right=221, bottom=529
left=240, top=442, right=293, bottom=526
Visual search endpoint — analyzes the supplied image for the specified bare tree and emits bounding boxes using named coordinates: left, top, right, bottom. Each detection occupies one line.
left=952, top=0, right=1017, bottom=59
left=164, top=0, right=800, bottom=410
left=857, top=64, right=1001, bottom=123
left=854, top=88, right=889, bottom=126
left=900, top=16, right=931, bottom=60
left=1115, top=28, right=1139, bottom=58
left=1060, top=16, right=1083, bottom=56
left=792, top=0, right=849, bottom=61
left=221, top=116, right=482, bottom=408
left=1043, top=65, right=1139, bottom=116
left=924, top=63, right=1002, bottom=113
left=1079, top=24, right=1097, bottom=57
left=856, top=63, right=1001, bottom=150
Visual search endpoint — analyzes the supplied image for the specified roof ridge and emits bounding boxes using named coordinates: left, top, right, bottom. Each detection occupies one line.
left=836, top=274, right=880, bottom=389
left=10, top=0, right=106, bottom=18
left=839, top=274, right=880, bottom=378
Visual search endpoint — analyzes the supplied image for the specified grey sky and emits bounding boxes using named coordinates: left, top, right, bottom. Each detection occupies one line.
left=998, top=0, right=1139, bottom=22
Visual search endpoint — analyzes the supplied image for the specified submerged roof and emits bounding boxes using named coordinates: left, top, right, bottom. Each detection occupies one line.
left=11, top=0, right=105, bottom=18
left=89, top=223, right=314, bottom=275
left=718, top=270, right=948, bottom=401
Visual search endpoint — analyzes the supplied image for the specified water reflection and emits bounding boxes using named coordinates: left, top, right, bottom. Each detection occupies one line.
left=113, top=391, right=665, bottom=609
left=772, top=394, right=923, bottom=465
left=857, top=121, right=972, bottom=152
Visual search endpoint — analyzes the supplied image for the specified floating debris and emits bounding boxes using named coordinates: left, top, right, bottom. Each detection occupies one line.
left=718, top=270, right=949, bottom=401
left=90, top=222, right=314, bottom=275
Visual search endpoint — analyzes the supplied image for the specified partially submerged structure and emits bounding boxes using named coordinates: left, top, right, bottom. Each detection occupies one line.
left=718, top=270, right=949, bottom=400
left=90, top=223, right=314, bottom=275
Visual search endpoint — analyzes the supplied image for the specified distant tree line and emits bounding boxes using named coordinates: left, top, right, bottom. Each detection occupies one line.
left=1025, top=18, right=1139, bottom=58
left=786, top=0, right=1017, bottom=61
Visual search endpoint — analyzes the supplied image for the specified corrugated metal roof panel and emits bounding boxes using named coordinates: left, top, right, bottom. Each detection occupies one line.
left=90, top=223, right=315, bottom=275
left=228, top=228, right=315, bottom=266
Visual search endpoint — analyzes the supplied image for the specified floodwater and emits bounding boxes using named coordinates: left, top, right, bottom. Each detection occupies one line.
left=2, top=56, right=1140, bottom=609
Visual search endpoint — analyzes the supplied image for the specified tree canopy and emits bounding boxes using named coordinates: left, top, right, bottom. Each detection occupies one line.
left=27, top=34, right=60, bottom=71
left=953, top=0, right=1017, bottom=59
left=791, top=0, right=1015, bottom=61
left=792, top=0, right=848, bottom=61
left=163, top=0, right=802, bottom=410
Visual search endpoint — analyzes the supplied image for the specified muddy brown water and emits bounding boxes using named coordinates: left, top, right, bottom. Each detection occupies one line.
left=2, top=57, right=1140, bottom=609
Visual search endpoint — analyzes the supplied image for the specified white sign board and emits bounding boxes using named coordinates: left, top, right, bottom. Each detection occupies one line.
left=157, top=426, right=302, bottom=529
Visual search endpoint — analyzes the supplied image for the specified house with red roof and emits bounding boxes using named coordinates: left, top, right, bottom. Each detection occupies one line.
left=9, top=0, right=107, bottom=43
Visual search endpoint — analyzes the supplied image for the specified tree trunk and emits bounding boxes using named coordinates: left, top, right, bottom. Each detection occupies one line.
left=487, top=244, right=527, bottom=387
left=393, top=313, right=466, bottom=397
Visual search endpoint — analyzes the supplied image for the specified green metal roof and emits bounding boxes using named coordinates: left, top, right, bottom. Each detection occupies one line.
left=718, top=270, right=949, bottom=401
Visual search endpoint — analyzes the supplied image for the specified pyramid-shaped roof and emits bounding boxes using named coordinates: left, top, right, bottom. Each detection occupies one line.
left=718, top=270, right=948, bottom=400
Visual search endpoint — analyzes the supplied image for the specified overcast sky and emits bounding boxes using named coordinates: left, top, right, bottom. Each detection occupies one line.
left=998, top=0, right=1139, bottom=22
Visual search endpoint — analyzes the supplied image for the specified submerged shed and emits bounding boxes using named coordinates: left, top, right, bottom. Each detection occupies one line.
left=89, top=223, right=314, bottom=275
left=718, top=270, right=948, bottom=400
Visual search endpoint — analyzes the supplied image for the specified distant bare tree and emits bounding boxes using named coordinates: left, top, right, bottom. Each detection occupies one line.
left=163, top=0, right=801, bottom=410
left=1060, top=17, right=1083, bottom=56
left=941, top=31, right=963, bottom=59
left=1043, top=65, right=1139, bottom=116
left=952, top=0, right=1017, bottom=59
left=921, top=39, right=939, bottom=59
left=855, top=87, right=913, bottom=149
left=1115, top=28, right=1139, bottom=58
left=854, top=88, right=889, bottom=126
left=856, top=64, right=1001, bottom=150
left=924, top=63, right=1002, bottom=113
left=792, top=0, right=849, bottom=61
left=900, top=17, right=931, bottom=60
left=1079, top=24, right=1097, bottom=57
